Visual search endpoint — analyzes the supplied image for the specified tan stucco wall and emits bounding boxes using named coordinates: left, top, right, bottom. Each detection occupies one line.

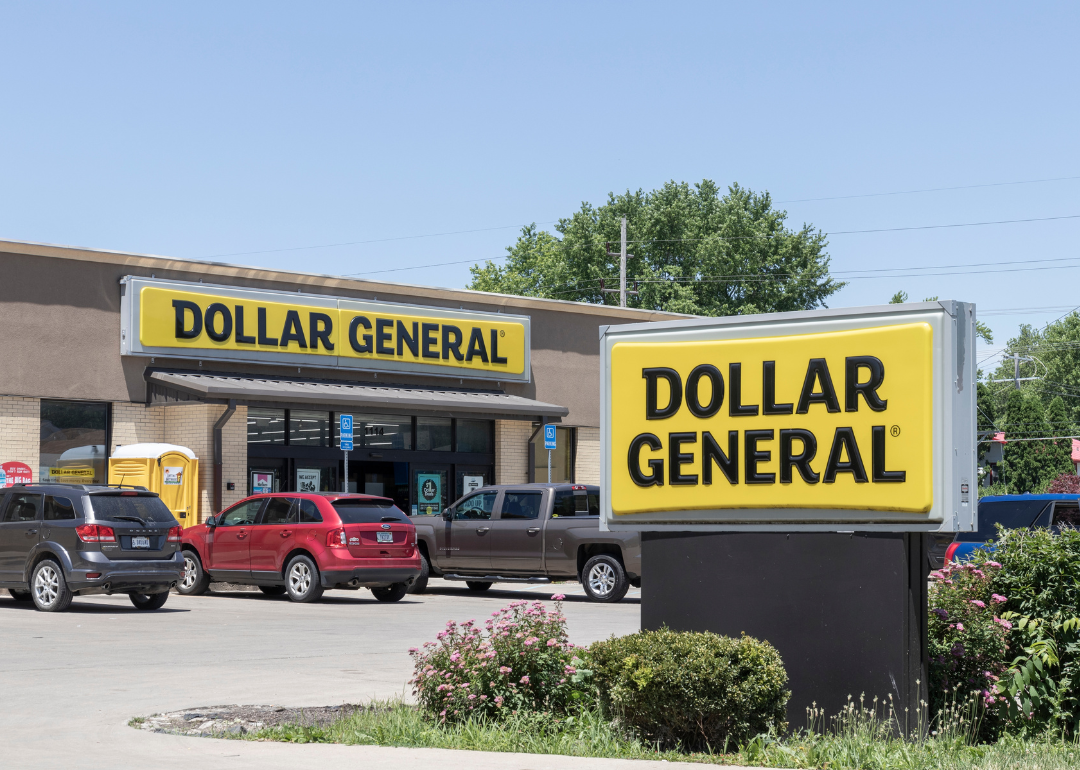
left=0, top=395, right=40, bottom=478
left=0, top=242, right=687, bottom=427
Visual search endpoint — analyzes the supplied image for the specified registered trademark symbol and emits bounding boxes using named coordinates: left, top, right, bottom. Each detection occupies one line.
left=499, top=329, right=505, bottom=337
left=890, top=425, right=901, bottom=437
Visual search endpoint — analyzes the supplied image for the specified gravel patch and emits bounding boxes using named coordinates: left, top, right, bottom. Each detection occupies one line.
left=132, top=704, right=360, bottom=737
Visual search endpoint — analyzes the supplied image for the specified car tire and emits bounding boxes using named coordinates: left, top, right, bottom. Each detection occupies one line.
left=406, top=551, right=430, bottom=594
left=31, top=560, right=74, bottom=612
left=371, top=583, right=408, bottom=602
left=178, top=550, right=211, bottom=596
left=130, top=592, right=169, bottom=611
left=258, top=585, right=287, bottom=596
left=582, top=554, right=629, bottom=603
left=8, top=589, right=32, bottom=602
left=284, top=555, right=324, bottom=603
left=465, top=581, right=492, bottom=592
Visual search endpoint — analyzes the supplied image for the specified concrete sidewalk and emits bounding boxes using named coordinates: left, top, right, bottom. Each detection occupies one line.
left=1, top=585, right=745, bottom=769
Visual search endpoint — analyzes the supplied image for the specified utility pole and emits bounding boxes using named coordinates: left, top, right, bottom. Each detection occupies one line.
left=1013, top=352, right=1020, bottom=390
left=620, top=216, right=627, bottom=308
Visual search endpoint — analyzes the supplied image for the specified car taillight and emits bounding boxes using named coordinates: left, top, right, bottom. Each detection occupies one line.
left=166, top=526, right=182, bottom=543
left=411, top=527, right=417, bottom=545
left=327, top=528, right=346, bottom=547
left=76, top=524, right=116, bottom=543
left=945, top=542, right=959, bottom=564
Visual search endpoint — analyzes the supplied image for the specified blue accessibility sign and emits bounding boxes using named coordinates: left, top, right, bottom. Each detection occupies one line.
left=339, top=414, right=354, bottom=451
left=544, top=424, right=557, bottom=450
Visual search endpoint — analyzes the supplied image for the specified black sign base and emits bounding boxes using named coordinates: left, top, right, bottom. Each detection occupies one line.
left=641, top=532, right=928, bottom=731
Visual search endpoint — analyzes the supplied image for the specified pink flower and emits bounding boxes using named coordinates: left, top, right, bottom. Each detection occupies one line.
left=994, top=617, right=1013, bottom=630
left=449, top=653, right=461, bottom=662
left=408, top=647, right=419, bottom=653
left=499, top=666, right=512, bottom=674
left=552, top=593, right=566, bottom=601
left=520, top=676, right=530, bottom=684
left=991, top=594, right=1007, bottom=604
left=969, top=600, right=986, bottom=608
left=547, top=639, right=558, bottom=646
left=956, top=623, right=965, bottom=632
left=985, top=561, right=1002, bottom=568
left=468, top=694, right=477, bottom=700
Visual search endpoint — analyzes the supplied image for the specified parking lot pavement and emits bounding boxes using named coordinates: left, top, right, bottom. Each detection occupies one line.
left=1, top=584, right=641, bottom=770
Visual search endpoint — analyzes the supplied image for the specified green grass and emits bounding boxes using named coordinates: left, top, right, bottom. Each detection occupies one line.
left=241, top=701, right=1080, bottom=770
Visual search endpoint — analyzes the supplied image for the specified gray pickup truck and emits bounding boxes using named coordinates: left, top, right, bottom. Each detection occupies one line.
left=409, top=483, right=640, bottom=602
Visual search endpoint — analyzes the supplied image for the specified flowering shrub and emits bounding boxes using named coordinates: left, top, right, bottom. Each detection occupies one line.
left=928, top=560, right=1011, bottom=735
left=410, top=596, right=589, bottom=723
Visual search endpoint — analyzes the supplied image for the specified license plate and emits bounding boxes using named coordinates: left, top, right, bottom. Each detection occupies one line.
left=131, top=536, right=151, bottom=549
left=376, top=532, right=394, bottom=543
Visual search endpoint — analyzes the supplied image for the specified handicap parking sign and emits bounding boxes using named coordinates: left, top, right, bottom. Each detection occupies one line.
left=544, top=424, right=557, bottom=450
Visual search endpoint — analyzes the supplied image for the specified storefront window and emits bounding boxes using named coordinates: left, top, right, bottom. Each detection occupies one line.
left=356, top=414, right=412, bottom=450
left=248, top=408, right=286, bottom=445
left=412, top=468, right=448, bottom=515
left=289, top=410, right=331, bottom=446
left=530, top=426, right=574, bottom=483
left=40, top=400, right=108, bottom=485
left=416, top=417, right=451, bottom=451
left=456, top=419, right=493, bottom=453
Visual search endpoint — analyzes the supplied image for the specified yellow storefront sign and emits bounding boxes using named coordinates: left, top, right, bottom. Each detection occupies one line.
left=609, top=323, right=934, bottom=516
left=123, top=278, right=531, bottom=382
left=49, top=467, right=96, bottom=478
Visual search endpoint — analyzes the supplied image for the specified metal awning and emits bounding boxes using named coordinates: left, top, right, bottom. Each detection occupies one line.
left=147, top=371, right=568, bottom=421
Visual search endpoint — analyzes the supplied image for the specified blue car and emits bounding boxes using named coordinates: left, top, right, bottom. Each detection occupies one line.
left=947, top=494, right=1080, bottom=564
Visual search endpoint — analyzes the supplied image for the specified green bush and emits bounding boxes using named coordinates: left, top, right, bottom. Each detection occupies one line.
left=975, top=527, right=1080, bottom=733
left=409, top=597, right=588, bottom=723
left=586, top=628, right=789, bottom=751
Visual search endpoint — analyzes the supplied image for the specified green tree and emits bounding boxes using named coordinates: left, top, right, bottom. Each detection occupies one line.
left=470, top=181, right=844, bottom=316
left=889, top=290, right=908, bottom=304
left=1002, top=390, right=1051, bottom=494
left=986, top=314, right=1080, bottom=423
left=1045, top=395, right=1076, bottom=479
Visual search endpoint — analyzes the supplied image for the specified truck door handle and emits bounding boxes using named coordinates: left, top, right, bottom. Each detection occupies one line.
left=527, top=527, right=540, bottom=534
left=476, top=527, right=490, bottom=534
left=26, top=529, right=38, bottom=536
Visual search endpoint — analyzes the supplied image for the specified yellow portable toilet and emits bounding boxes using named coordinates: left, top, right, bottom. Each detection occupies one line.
left=108, top=444, right=199, bottom=526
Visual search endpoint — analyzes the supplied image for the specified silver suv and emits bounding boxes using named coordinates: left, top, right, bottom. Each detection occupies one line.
left=0, top=484, right=184, bottom=612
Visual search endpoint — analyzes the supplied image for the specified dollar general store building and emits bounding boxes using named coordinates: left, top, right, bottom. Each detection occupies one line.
left=0, top=239, right=682, bottom=520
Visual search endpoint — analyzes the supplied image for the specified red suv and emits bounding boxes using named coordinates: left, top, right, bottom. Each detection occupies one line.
left=177, top=493, right=420, bottom=603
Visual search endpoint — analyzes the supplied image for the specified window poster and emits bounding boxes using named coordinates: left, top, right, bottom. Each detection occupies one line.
left=251, top=471, right=274, bottom=494
left=417, top=473, right=442, bottom=515
left=296, top=468, right=321, bottom=493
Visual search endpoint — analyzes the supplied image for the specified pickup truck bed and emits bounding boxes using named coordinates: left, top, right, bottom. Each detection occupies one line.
left=410, top=483, right=640, bottom=602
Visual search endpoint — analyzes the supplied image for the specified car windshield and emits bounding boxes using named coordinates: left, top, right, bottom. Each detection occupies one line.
left=332, top=499, right=410, bottom=524
left=90, top=494, right=177, bottom=524
left=956, top=499, right=1050, bottom=542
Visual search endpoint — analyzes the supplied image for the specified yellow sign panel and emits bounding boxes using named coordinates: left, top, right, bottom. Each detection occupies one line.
left=49, top=467, right=96, bottom=478
left=137, top=286, right=527, bottom=377
left=610, top=323, right=934, bottom=515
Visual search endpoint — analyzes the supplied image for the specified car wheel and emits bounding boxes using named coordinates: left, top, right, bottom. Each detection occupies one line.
left=582, top=554, right=629, bottom=603
left=284, top=555, right=324, bottom=603
left=371, top=583, right=408, bottom=602
left=31, top=560, right=74, bottom=612
left=130, top=592, right=169, bottom=611
left=406, top=551, right=430, bottom=594
left=465, top=581, right=492, bottom=592
left=8, top=589, right=32, bottom=602
left=259, top=585, right=287, bottom=596
left=178, top=550, right=211, bottom=596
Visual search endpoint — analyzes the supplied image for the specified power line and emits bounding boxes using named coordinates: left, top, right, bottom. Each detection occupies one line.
left=775, top=174, right=1080, bottom=204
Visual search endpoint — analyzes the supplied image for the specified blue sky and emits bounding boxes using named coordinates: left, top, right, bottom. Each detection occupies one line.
left=2, top=2, right=1078, bottom=370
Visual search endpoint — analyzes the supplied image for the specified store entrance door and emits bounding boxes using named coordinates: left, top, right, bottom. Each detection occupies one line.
left=343, top=461, right=410, bottom=512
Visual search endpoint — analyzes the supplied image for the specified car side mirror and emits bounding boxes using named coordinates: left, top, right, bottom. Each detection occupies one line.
left=442, top=508, right=453, bottom=521
left=205, top=515, right=217, bottom=528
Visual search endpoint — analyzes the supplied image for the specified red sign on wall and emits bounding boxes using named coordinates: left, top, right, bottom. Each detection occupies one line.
left=0, top=462, right=33, bottom=487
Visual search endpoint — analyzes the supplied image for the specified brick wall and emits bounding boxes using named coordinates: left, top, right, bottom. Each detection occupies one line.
left=161, top=403, right=248, bottom=522
left=111, top=402, right=165, bottom=448
left=0, top=395, right=40, bottom=479
left=495, top=420, right=532, bottom=484
left=574, top=427, right=600, bottom=485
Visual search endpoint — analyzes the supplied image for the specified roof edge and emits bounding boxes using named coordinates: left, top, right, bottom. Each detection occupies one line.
left=0, top=237, right=693, bottom=323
